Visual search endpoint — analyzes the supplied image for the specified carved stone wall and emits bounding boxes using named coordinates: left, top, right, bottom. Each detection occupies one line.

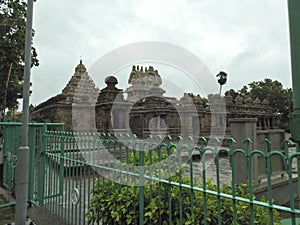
left=31, top=63, right=281, bottom=140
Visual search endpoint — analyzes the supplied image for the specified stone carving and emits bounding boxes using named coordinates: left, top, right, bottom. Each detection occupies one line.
left=31, top=60, right=99, bottom=131
left=126, top=65, right=164, bottom=102
left=254, top=97, right=261, bottom=105
left=31, top=62, right=279, bottom=136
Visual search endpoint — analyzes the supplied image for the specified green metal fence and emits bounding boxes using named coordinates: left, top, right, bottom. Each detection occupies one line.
left=0, top=122, right=64, bottom=206
left=39, top=131, right=300, bottom=225
left=1, top=124, right=300, bottom=224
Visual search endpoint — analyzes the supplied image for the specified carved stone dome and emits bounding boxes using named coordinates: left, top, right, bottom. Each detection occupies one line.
left=105, top=76, right=118, bottom=86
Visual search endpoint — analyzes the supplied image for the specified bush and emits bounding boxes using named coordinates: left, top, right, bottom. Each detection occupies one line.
left=86, top=149, right=281, bottom=224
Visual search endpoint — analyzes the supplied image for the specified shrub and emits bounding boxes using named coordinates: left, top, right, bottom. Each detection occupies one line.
left=86, top=149, right=281, bottom=224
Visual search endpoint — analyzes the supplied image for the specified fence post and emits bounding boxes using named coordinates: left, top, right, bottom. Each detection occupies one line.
left=288, top=0, right=300, bottom=209
left=59, top=131, right=64, bottom=195
left=37, top=123, right=47, bottom=206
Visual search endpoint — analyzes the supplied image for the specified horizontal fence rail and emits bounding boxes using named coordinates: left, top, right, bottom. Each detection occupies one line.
left=39, top=131, right=300, bottom=225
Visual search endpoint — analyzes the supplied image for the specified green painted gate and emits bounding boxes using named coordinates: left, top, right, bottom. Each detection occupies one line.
left=0, top=122, right=64, bottom=206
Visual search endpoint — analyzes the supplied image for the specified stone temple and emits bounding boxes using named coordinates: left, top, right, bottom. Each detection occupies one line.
left=31, top=61, right=284, bottom=145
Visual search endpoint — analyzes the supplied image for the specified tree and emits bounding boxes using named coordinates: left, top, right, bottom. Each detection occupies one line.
left=225, top=78, right=293, bottom=130
left=0, top=0, right=39, bottom=115
left=225, top=88, right=239, bottom=101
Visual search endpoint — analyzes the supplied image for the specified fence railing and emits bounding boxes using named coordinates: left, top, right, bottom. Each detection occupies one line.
left=1, top=123, right=300, bottom=224
left=39, top=130, right=300, bottom=225
left=0, top=122, right=64, bottom=206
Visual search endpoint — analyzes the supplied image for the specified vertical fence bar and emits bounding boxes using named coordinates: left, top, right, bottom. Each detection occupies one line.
left=78, top=137, right=82, bottom=225
left=167, top=141, right=172, bottom=224
left=68, top=133, right=72, bottom=224
left=67, top=133, right=72, bottom=224
left=2, top=126, right=9, bottom=190
left=188, top=142, right=195, bottom=223
left=245, top=139, right=254, bottom=224
left=265, top=140, right=274, bottom=224
left=228, top=138, right=237, bottom=225
left=288, top=155, right=296, bottom=225
left=59, top=132, right=65, bottom=196
left=37, top=124, right=47, bottom=206
left=202, top=145, right=207, bottom=225
left=139, top=143, right=145, bottom=225
left=58, top=132, right=64, bottom=220
left=177, top=139, right=183, bottom=225
left=44, top=133, right=49, bottom=208
left=158, top=141, right=162, bottom=225
left=55, top=133, right=59, bottom=216
left=148, top=136, right=153, bottom=202
left=214, top=138, right=221, bottom=225
left=76, top=135, right=82, bottom=225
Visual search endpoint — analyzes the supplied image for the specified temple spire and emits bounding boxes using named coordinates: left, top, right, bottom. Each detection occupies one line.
left=75, top=57, right=86, bottom=74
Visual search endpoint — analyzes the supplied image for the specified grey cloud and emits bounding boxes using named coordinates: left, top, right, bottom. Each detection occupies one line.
left=30, top=0, right=291, bottom=106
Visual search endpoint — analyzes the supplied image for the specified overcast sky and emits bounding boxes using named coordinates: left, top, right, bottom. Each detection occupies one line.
left=30, top=0, right=291, bottom=106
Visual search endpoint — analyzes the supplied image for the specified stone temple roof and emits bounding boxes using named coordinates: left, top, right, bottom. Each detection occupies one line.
left=34, top=60, right=99, bottom=110
left=126, top=65, right=165, bottom=102
left=128, top=65, right=162, bottom=86
left=61, top=60, right=99, bottom=104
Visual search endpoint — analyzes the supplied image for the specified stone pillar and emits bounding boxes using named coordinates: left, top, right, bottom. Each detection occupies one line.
left=257, top=117, right=261, bottom=130
left=229, top=118, right=258, bottom=185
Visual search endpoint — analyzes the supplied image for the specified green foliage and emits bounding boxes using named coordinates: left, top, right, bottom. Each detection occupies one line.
left=6, top=108, right=22, bottom=121
left=0, top=0, right=39, bottom=112
left=87, top=149, right=281, bottom=224
left=225, top=78, right=292, bottom=130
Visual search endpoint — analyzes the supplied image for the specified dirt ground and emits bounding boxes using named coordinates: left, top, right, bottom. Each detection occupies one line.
left=0, top=193, right=15, bottom=225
